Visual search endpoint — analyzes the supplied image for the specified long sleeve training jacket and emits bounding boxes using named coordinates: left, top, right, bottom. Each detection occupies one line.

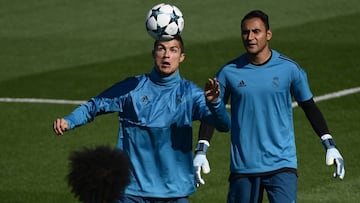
left=64, top=68, right=230, bottom=198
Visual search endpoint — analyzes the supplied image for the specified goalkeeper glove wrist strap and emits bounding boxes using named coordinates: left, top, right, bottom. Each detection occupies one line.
left=195, top=140, right=210, bottom=155
left=321, top=134, right=336, bottom=149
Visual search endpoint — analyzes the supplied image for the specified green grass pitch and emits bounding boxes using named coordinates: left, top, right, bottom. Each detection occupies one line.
left=0, top=1, right=359, bottom=202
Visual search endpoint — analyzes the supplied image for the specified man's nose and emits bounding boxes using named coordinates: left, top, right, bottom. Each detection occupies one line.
left=248, top=31, right=255, bottom=40
left=163, top=49, right=170, bottom=57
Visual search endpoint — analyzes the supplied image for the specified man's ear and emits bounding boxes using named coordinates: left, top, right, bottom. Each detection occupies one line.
left=152, top=50, right=155, bottom=58
left=266, top=30, right=272, bottom=41
left=179, top=53, right=185, bottom=62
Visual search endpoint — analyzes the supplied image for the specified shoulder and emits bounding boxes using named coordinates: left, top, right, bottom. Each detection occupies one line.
left=271, top=50, right=309, bottom=82
left=180, top=78, right=201, bottom=89
left=216, top=54, right=248, bottom=77
left=178, top=78, right=204, bottom=100
left=97, top=74, right=147, bottom=98
left=227, top=54, right=248, bottom=68
left=272, top=50, right=302, bottom=70
left=217, top=54, right=248, bottom=75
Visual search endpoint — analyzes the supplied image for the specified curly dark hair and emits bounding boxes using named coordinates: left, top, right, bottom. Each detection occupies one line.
left=67, top=145, right=130, bottom=203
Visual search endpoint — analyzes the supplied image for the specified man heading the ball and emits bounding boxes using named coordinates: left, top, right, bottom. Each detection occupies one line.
left=53, top=35, right=230, bottom=203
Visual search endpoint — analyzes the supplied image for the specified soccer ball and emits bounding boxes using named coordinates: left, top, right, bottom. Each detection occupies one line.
left=145, top=3, right=184, bottom=41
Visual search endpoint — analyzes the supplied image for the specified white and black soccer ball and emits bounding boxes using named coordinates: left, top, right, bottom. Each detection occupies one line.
left=145, top=3, right=184, bottom=41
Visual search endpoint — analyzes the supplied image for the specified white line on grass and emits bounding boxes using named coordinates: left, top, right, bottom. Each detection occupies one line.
left=0, top=98, right=86, bottom=105
left=291, top=86, right=360, bottom=108
left=0, top=86, right=359, bottom=108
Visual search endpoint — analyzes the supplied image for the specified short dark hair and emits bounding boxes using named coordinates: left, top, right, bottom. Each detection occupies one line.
left=241, top=10, right=270, bottom=30
left=67, top=146, right=130, bottom=203
left=153, top=35, right=185, bottom=53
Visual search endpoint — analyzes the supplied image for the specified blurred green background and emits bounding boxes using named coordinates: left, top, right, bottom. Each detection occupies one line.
left=0, top=0, right=359, bottom=202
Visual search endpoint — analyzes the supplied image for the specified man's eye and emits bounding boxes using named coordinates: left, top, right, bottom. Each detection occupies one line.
left=170, top=48, right=179, bottom=53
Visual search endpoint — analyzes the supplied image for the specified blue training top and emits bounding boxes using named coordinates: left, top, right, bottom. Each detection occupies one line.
left=216, top=50, right=313, bottom=174
left=64, top=68, right=230, bottom=198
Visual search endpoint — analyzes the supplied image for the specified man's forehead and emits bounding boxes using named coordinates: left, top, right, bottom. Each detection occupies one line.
left=157, top=40, right=180, bottom=47
left=242, top=18, right=265, bottom=29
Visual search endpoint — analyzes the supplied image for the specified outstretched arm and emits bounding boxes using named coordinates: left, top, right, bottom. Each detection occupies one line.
left=52, top=97, right=123, bottom=137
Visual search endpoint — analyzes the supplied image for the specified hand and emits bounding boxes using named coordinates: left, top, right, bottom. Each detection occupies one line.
left=326, top=148, right=345, bottom=179
left=321, top=134, right=345, bottom=179
left=53, top=118, right=69, bottom=136
left=193, top=153, right=210, bottom=187
left=193, top=140, right=210, bottom=187
left=204, top=78, right=220, bottom=102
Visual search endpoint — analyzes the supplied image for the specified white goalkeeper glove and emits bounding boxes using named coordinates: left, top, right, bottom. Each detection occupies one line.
left=193, top=140, right=210, bottom=187
left=321, top=134, right=345, bottom=179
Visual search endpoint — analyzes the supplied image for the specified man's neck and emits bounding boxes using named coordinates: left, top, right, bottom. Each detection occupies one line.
left=247, top=49, right=272, bottom=65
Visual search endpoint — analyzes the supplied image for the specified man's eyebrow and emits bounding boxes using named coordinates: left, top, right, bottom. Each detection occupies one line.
left=242, top=28, right=262, bottom=32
